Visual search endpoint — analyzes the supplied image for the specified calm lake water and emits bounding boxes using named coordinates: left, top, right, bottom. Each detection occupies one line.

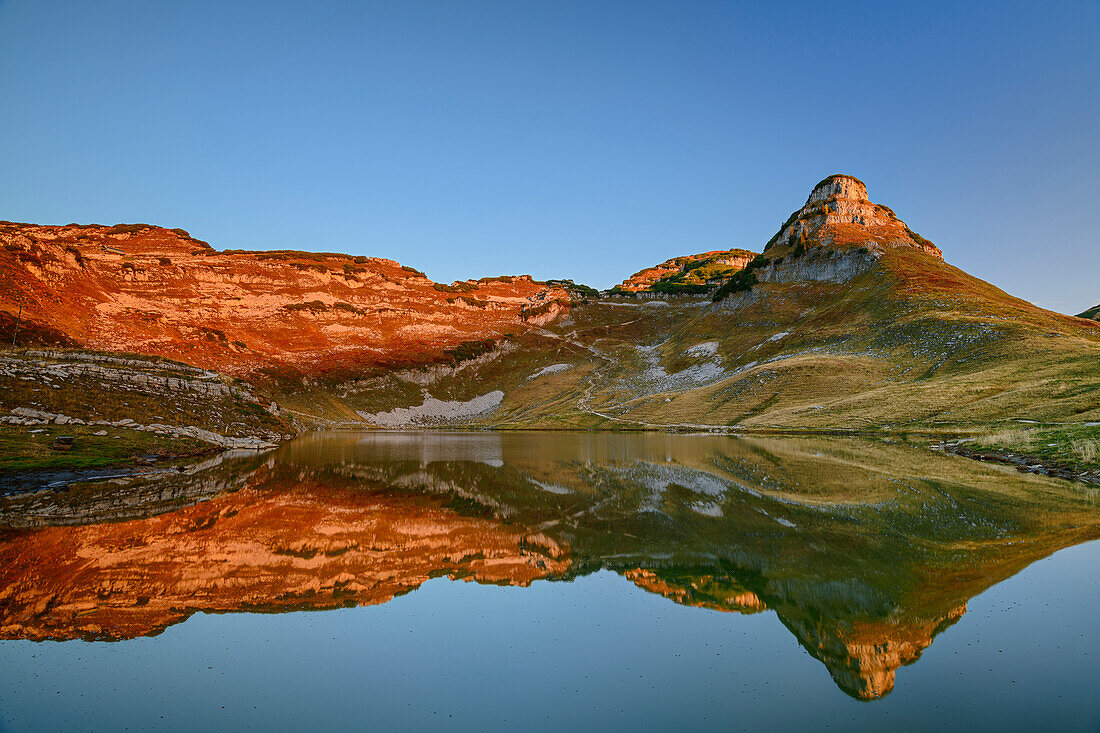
left=1, top=431, right=1098, bottom=731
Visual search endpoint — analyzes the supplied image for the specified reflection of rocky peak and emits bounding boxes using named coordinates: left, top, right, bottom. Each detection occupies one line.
left=764, top=175, right=942, bottom=259
left=780, top=605, right=967, bottom=700
left=620, top=565, right=966, bottom=700
left=2, top=431, right=1098, bottom=702
left=623, top=568, right=766, bottom=613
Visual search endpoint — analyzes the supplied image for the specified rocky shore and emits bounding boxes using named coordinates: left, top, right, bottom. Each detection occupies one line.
left=934, top=440, right=1100, bottom=486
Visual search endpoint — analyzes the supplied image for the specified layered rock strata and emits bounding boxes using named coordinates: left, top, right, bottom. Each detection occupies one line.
left=0, top=481, right=569, bottom=640
left=0, top=222, right=572, bottom=379
left=763, top=174, right=943, bottom=258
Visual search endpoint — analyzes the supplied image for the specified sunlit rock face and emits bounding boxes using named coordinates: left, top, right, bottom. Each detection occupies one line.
left=764, top=174, right=943, bottom=259
left=0, top=222, right=572, bottom=378
left=805, top=174, right=869, bottom=204
left=0, top=480, right=568, bottom=641
left=615, top=249, right=756, bottom=292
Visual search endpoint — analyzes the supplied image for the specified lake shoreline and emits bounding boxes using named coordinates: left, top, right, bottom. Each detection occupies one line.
left=937, top=443, right=1100, bottom=486
left=6, top=423, right=1098, bottom=493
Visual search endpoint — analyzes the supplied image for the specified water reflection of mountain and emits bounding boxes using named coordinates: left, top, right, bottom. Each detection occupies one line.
left=1, top=432, right=1096, bottom=700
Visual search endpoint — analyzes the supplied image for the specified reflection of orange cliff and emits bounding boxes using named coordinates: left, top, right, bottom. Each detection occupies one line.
left=0, top=482, right=569, bottom=641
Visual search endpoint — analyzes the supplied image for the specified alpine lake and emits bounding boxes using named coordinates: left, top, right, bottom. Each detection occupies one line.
left=1, top=431, right=1097, bottom=731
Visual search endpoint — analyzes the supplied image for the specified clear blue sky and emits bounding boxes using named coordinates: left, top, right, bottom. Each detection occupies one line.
left=1, top=1, right=1097, bottom=312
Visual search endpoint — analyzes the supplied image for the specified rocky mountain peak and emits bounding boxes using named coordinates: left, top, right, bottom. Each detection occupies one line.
left=763, top=175, right=942, bottom=259
left=807, top=174, right=869, bottom=205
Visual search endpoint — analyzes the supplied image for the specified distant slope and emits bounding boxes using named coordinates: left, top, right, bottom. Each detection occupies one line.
left=614, top=248, right=755, bottom=294
left=1078, top=304, right=1100, bottom=321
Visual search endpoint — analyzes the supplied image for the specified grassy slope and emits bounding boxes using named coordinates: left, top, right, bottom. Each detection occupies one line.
left=0, top=350, right=293, bottom=470
left=342, top=247, right=1100, bottom=448
left=0, top=423, right=210, bottom=471
left=968, top=423, right=1099, bottom=477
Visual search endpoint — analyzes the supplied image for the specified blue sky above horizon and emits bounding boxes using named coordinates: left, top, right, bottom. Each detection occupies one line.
left=1, top=1, right=1097, bottom=312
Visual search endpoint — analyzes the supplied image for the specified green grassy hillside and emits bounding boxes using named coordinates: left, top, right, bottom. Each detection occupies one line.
left=332, top=245, right=1099, bottom=438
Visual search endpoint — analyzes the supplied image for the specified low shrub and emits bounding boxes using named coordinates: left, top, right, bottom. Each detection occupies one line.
left=650, top=279, right=710, bottom=295
left=547, top=279, right=600, bottom=298
left=289, top=262, right=328, bottom=273
left=199, top=326, right=228, bottom=342
left=434, top=282, right=479, bottom=293
left=710, top=270, right=758, bottom=301
left=710, top=254, right=770, bottom=301
left=284, top=300, right=329, bottom=312
left=106, top=224, right=151, bottom=235
left=764, top=209, right=802, bottom=250
left=444, top=338, right=496, bottom=363
left=904, top=225, right=934, bottom=248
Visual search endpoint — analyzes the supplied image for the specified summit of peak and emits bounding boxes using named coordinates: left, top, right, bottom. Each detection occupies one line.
left=808, top=174, right=868, bottom=204
left=762, top=176, right=942, bottom=260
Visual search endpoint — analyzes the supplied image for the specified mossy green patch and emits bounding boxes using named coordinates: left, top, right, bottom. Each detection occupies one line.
left=0, top=424, right=210, bottom=471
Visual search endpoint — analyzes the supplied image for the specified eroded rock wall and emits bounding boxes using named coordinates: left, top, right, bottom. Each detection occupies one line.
left=0, top=222, right=572, bottom=379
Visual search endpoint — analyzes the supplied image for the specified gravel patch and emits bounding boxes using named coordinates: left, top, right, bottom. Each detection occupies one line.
left=358, top=391, right=505, bottom=426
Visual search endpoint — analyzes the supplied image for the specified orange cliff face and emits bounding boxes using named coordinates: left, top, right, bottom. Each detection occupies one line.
left=0, top=478, right=570, bottom=641
left=0, top=222, right=572, bottom=379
